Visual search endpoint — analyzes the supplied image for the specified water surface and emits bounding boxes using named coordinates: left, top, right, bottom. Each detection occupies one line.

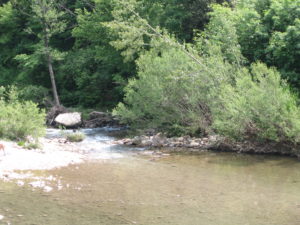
left=0, top=128, right=299, bottom=225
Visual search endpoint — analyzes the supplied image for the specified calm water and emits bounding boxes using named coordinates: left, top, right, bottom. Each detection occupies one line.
left=0, top=128, right=300, bottom=225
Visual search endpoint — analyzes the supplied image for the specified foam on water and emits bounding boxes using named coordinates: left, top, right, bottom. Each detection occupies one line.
left=46, top=128, right=125, bottom=160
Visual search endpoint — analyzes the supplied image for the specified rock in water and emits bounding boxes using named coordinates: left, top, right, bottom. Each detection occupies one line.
left=55, top=112, right=82, bottom=128
left=83, top=111, right=119, bottom=128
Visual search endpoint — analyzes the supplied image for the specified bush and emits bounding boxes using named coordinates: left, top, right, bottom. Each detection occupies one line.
left=18, top=141, right=40, bottom=150
left=113, top=37, right=300, bottom=144
left=111, top=0, right=300, bottom=148
left=113, top=37, right=239, bottom=136
left=112, top=3, right=244, bottom=137
left=213, top=63, right=300, bottom=143
left=0, top=86, right=46, bottom=140
left=66, top=132, right=85, bottom=142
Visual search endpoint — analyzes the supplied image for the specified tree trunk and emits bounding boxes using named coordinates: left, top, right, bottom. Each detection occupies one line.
left=44, top=25, right=60, bottom=106
left=47, top=54, right=60, bottom=106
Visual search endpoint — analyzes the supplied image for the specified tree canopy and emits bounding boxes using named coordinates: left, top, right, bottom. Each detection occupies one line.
left=0, top=0, right=300, bottom=146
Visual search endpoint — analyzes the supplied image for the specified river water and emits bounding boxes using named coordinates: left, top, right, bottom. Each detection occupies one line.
left=0, top=128, right=300, bottom=225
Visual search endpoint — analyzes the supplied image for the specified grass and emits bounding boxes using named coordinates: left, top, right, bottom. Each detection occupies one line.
left=66, top=132, right=85, bottom=142
left=17, top=140, right=40, bottom=149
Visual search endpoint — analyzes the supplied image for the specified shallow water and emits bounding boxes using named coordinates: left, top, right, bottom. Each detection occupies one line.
left=1, top=129, right=300, bottom=225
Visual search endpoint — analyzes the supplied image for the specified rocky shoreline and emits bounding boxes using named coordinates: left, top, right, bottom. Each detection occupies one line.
left=0, top=127, right=299, bottom=194
left=0, top=137, right=84, bottom=192
left=46, top=106, right=119, bottom=129
left=113, top=133, right=300, bottom=158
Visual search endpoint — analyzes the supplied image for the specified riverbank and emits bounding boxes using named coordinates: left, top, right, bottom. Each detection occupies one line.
left=1, top=127, right=299, bottom=189
left=113, top=133, right=300, bottom=158
left=46, top=107, right=300, bottom=158
left=0, top=127, right=126, bottom=191
left=0, top=138, right=83, bottom=188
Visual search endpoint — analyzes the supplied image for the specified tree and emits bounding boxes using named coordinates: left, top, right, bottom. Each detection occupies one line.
left=15, top=0, right=67, bottom=106
left=227, top=0, right=300, bottom=91
left=0, top=2, right=23, bottom=85
left=32, top=0, right=67, bottom=106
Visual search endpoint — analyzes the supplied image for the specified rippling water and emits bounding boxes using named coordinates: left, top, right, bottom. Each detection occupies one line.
left=0, top=128, right=300, bottom=225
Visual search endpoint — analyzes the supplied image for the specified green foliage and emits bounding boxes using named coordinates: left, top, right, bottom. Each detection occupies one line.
left=113, top=0, right=300, bottom=147
left=17, top=140, right=26, bottom=147
left=111, top=1, right=241, bottom=136
left=18, top=140, right=41, bottom=149
left=198, top=4, right=244, bottom=65
left=223, top=0, right=300, bottom=90
left=25, top=142, right=41, bottom=149
left=0, top=2, right=16, bottom=44
left=0, top=86, right=46, bottom=140
left=0, top=0, right=300, bottom=151
left=18, top=85, right=49, bottom=106
left=0, top=2, right=24, bottom=85
left=60, top=0, right=134, bottom=107
left=113, top=35, right=239, bottom=136
left=213, top=63, right=300, bottom=143
left=66, top=132, right=85, bottom=142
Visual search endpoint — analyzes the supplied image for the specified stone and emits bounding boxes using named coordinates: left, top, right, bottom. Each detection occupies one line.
left=55, top=112, right=82, bottom=128
left=152, top=133, right=167, bottom=147
left=188, top=141, right=199, bottom=148
left=140, top=139, right=153, bottom=147
left=84, top=111, right=119, bottom=128
left=177, top=137, right=184, bottom=142
left=43, top=186, right=53, bottom=192
left=46, top=105, right=68, bottom=126
left=89, top=111, right=107, bottom=120
left=132, top=136, right=143, bottom=145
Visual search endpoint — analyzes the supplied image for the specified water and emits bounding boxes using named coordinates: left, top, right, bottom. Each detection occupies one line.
left=1, top=128, right=300, bottom=225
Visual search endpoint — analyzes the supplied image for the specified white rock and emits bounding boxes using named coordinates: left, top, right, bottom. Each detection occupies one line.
left=43, top=186, right=53, bottom=192
left=189, top=141, right=199, bottom=148
left=29, top=180, right=45, bottom=188
left=55, top=112, right=82, bottom=127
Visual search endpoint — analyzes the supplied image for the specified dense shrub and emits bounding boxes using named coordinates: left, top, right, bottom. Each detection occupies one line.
left=0, top=86, right=46, bottom=140
left=113, top=37, right=239, bottom=136
left=213, top=63, right=300, bottom=143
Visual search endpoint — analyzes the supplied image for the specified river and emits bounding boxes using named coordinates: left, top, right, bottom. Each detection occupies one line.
left=0, top=128, right=300, bottom=225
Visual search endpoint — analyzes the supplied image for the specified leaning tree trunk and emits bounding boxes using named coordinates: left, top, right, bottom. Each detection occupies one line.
left=47, top=54, right=60, bottom=106
left=44, top=29, right=60, bottom=106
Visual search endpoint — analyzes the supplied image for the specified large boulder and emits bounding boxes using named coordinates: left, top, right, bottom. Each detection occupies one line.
left=46, top=105, right=68, bottom=126
left=54, top=112, right=82, bottom=128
